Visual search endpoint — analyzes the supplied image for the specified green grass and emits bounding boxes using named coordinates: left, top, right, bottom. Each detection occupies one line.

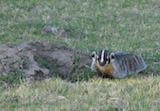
left=0, top=0, right=160, bottom=110
left=1, top=77, right=160, bottom=111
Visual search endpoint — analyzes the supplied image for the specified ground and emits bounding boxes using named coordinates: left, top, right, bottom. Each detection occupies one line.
left=0, top=0, right=160, bottom=110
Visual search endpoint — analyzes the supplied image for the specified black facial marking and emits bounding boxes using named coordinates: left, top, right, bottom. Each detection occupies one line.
left=105, top=50, right=110, bottom=64
left=98, top=50, right=102, bottom=61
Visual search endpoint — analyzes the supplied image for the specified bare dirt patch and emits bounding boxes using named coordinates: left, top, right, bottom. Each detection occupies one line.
left=0, top=42, right=93, bottom=82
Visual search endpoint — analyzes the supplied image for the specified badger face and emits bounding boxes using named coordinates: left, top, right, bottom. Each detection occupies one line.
left=97, top=49, right=110, bottom=66
left=90, top=49, right=114, bottom=71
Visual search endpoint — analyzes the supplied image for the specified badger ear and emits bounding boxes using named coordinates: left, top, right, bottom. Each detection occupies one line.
left=110, top=53, right=115, bottom=59
left=91, top=51, right=97, bottom=58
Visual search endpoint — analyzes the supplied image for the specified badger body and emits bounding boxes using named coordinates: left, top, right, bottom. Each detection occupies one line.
left=91, top=50, right=147, bottom=79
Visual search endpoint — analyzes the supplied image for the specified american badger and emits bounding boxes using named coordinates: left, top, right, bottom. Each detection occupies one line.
left=91, top=49, right=147, bottom=78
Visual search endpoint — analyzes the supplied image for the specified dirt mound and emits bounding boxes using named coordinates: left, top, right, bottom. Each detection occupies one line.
left=0, top=42, right=93, bottom=81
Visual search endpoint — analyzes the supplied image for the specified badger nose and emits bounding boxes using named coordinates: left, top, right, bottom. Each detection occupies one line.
left=99, top=61, right=106, bottom=66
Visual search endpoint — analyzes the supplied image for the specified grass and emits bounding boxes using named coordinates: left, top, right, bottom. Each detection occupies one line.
left=1, top=77, right=160, bottom=111
left=0, top=0, right=160, bottom=110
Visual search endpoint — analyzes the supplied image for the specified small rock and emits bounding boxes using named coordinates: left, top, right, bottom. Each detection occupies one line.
left=42, top=25, right=58, bottom=34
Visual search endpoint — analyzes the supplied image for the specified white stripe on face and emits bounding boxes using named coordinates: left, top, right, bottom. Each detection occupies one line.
left=100, top=49, right=105, bottom=63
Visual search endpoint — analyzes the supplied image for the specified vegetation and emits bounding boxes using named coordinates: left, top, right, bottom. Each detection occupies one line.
left=0, top=0, right=160, bottom=110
